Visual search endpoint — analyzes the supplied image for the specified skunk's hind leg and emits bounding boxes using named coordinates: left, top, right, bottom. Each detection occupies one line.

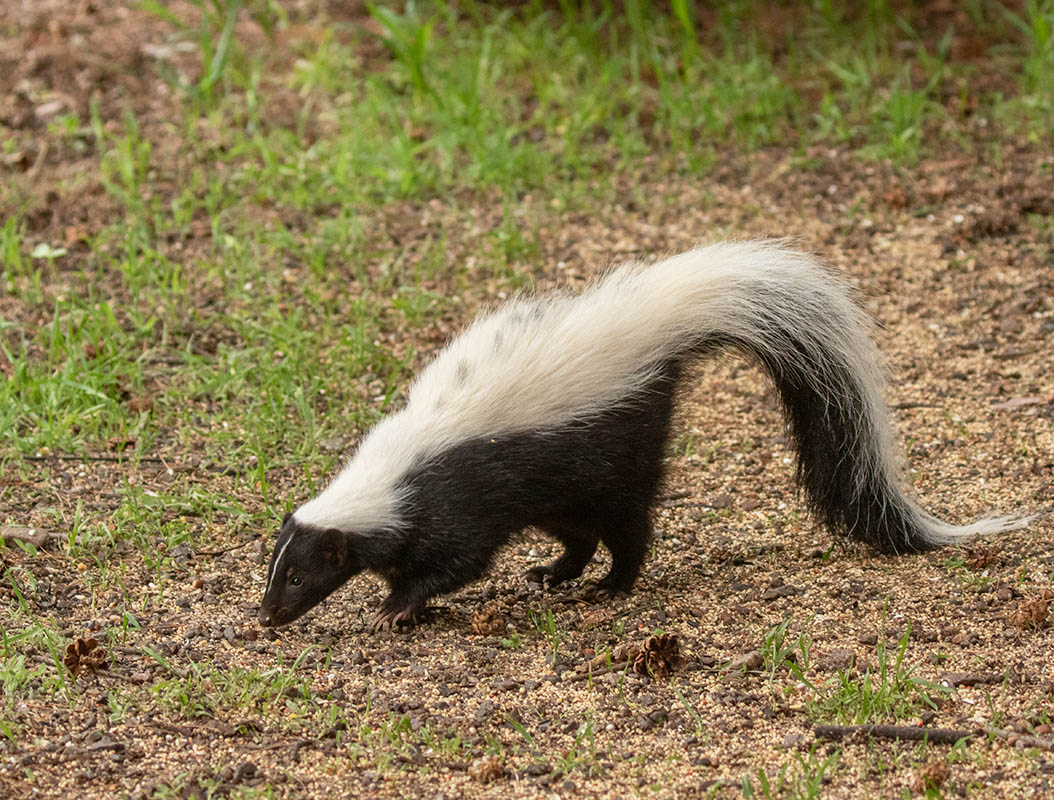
left=527, top=517, right=599, bottom=588
left=596, top=506, right=652, bottom=594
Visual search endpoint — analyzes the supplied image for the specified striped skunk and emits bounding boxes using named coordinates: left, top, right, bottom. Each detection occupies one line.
left=258, top=241, right=1025, bottom=630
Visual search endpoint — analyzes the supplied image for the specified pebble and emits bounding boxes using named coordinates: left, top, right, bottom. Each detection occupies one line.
left=821, top=648, right=855, bottom=671
left=728, top=651, right=763, bottom=671
left=474, top=701, right=495, bottom=722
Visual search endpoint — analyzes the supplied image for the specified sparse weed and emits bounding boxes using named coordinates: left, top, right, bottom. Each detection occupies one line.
left=761, top=619, right=815, bottom=689
left=672, top=683, right=707, bottom=741
left=555, top=718, right=603, bottom=778
left=807, top=630, right=953, bottom=725
left=528, top=608, right=564, bottom=665
left=742, top=744, right=840, bottom=800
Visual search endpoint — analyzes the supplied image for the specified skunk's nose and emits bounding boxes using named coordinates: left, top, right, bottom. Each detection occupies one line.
left=258, top=609, right=274, bottom=627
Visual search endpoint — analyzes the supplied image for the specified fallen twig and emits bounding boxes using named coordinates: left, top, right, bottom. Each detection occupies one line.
left=940, top=672, right=1006, bottom=688
left=563, top=661, right=631, bottom=682
left=814, top=724, right=1054, bottom=751
left=22, top=454, right=166, bottom=464
left=988, top=728, right=1054, bottom=752
left=815, top=724, right=975, bottom=745
left=193, top=541, right=253, bottom=557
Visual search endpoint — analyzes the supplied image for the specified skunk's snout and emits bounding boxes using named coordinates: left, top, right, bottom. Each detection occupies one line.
left=258, top=608, right=275, bottom=627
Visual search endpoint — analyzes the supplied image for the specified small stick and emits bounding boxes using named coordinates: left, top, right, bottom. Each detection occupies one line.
left=563, top=661, right=631, bottom=682
left=22, top=454, right=166, bottom=463
left=814, top=724, right=976, bottom=745
left=988, top=728, right=1054, bottom=752
left=815, top=724, right=1054, bottom=751
left=194, top=541, right=253, bottom=557
left=940, top=672, right=1006, bottom=688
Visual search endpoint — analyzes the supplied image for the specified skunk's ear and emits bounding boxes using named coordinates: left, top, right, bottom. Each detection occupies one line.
left=320, top=529, right=348, bottom=568
left=282, top=511, right=293, bottom=526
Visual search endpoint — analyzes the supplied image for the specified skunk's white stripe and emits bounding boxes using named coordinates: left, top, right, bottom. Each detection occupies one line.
left=293, top=240, right=1023, bottom=544
left=266, top=536, right=293, bottom=593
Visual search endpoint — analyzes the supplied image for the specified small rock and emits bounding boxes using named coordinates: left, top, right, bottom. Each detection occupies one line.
left=474, top=701, right=495, bottom=723
left=915, top=626, right=938, bottom=643
left=761, top=584, right=799, bottom=601
left=1, top=525, right=58, bottom=549
left=728, top=651, right=763, bottom=672
left=319, top=435, right=346, bottom=452
left=821, top=648, right=855, bottom=672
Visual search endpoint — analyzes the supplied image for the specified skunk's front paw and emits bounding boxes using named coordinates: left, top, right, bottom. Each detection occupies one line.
left=372, top=597, right=425, bottom=632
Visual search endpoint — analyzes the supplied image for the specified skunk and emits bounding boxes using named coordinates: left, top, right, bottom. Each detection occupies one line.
left=258, top=241, right=1025, bottom=629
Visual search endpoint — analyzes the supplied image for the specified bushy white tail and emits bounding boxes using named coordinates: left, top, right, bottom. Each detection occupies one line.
left=297, top=241, right=1027, bottom=550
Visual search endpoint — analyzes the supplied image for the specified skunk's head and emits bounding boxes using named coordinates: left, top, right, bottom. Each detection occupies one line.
left=258, top=513, right=362, bottom=627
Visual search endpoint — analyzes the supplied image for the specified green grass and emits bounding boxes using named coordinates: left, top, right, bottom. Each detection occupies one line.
left=0, top=612, right=76, bottom=739
left=741, top=744, right=841, bottom=800
left=761, top=618, right=814, bottom=689
left=807, top=631, right=954, bottom=725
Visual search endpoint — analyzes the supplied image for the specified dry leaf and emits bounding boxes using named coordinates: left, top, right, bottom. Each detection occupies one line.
left=1008, top=591, right=1054, bottom=630
left=468, top=755, right=504, bottom=783
left=913, top=759, right=950, bottom=793
left=728, top=650, right=764, bottom=672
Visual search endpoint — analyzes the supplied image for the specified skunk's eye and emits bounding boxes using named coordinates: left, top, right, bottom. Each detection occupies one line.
left=290, top=575, right=303, bottom=587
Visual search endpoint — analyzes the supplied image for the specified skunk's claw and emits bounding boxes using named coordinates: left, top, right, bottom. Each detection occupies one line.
left=372, top=601, right=423, bottom=632
left=525, top=564, right=565, bottom=589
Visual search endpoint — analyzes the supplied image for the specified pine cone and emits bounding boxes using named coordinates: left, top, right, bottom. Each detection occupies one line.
left=472, top=604, right=505, bottom=636
left=633, top=633, right=684, bottom=679
left=63, top=637, right=108, bottom=676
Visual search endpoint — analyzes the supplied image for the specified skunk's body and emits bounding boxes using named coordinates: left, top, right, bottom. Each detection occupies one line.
left=258, top=241, right=1025, bottom=629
